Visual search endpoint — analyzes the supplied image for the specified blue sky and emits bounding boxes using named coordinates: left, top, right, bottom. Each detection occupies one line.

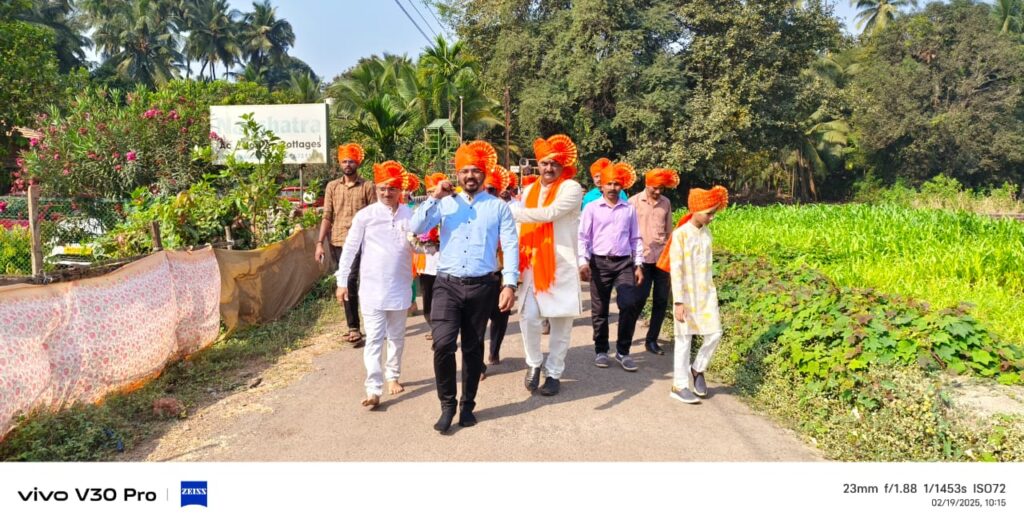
left=239, top=0, right=863, bottom=81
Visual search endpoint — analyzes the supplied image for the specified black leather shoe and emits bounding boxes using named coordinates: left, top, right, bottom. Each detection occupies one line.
left=645, top=340, right=664, bottom=355
left=458, top=407, right=477, bottom=427
left=524, top=367, right=541, bottom=392
left=539, top=376, right=560, bottom=396
left=433, top=408, right=456, bottom=433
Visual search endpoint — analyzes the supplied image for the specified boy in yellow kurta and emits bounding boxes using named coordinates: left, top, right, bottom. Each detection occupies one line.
left=658, top=186, right=728, bottom=404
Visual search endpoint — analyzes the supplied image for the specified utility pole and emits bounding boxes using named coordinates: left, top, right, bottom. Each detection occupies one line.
left=459, top=95, right=464, bottom=141
left=503, top=87, right=511, bottom=167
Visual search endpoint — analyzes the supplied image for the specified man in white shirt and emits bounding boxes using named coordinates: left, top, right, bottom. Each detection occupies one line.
left=337, top=161, right=421, bottom=408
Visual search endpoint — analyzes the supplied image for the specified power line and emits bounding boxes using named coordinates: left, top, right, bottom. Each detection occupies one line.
left=392, top=0, right=433, bottom=45
left=423, top=0, right=449, bottom=39
left=405, top=0, right=439, bottom=40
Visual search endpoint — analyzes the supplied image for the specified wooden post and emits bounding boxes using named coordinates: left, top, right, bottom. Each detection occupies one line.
left=150, top=221, right=163, bottom=252
left=224, top=225, right=234, bottom=249
left=27, top=184, right=44, bottom=278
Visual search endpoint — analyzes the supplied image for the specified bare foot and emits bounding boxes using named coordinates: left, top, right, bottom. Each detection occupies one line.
left=387, top=380, right=404, bottom=395
left=361, top=394, right=380, bottom=408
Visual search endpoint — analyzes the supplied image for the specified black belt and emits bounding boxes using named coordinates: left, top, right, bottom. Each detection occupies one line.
left=592, top=254, right=631, bottom=260
left=437, top=271, right=500, bottom=285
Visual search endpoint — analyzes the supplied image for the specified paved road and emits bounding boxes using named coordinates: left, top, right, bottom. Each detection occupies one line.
left=139, top=292, right=821, bottom=462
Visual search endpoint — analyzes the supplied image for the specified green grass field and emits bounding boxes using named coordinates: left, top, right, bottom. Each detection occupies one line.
left=710, top=204, right=1024, bottom=344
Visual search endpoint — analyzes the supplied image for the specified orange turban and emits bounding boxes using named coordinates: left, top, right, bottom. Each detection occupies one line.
left=533, top=134, right=578, bottom=179
left=373, top=160, right=420, bottom=191
left=424, top=172, right=448, bottom=191
left=337, top=143, right=364, bottom=164
left=598, top=162, right=637, bottom=189
left=590, top=158, right=612, bottom=178
left=521, top=174, right=539, bottom=187
left=688, top=185, right=729, bottom=213
left=454, top=140, right=498, bottom=174
left=486, top=166, right=517, bottom=193
left=645, top=168, right=680, bottom=189
left=656, top=185, right=729, bottom=273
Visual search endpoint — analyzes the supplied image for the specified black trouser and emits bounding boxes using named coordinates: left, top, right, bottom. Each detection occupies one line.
left=431, top=273, right=499, bottom=411
left=419, top=273, right=436, bottom=324
left=589, top=255, right=643, bottom=356
left=638, top=262, right=670, bottom=343
left=330, top=245, right=361, bottom=331
left=488, top=302, right=510, bottom=361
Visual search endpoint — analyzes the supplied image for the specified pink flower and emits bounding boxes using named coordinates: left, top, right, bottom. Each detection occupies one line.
left=16, top=157, right=24, bottom=167
left=0, top=201, right=7, bottom=213
left=167, top=110, right=180, bottom=120
left=111, top=151, right=120, bottom=159
left=29, top=138, right=38, bottom=147
left=78, top=127, right=87, bottom=134
left=209, top=131, right=220, bottom=140
left=142, top=108, right=160, bottom=119
left=126, top=151, right=137, bottom=162
left=62, top=169, right=70, bottom=175
left=87, top=151, right=98, bottom=160
left=114, top=164, right=122, bottom=172
left=180, top=127, right=188, bottom=133
left=52, top=153, right=60, bottom=160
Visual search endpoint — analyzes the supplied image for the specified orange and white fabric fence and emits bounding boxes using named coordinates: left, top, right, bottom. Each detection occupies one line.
left=0, top=247, right=221, bottom=438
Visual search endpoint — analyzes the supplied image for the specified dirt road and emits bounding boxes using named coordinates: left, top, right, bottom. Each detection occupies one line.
left=139, top=295, right=821, bottom=462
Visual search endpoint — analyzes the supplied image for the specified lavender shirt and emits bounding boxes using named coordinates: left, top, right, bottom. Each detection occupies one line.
left=577, top=198, right=644, bottom=267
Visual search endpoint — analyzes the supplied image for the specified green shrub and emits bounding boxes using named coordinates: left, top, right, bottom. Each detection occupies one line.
left=709, top=252, right=1024, bottom=461
left=16, top=80, right=278, bottom=200
left=0, top=225, right=32, bottom=275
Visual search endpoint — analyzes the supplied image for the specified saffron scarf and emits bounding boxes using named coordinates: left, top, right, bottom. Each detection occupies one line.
left=518, top=177, right=568, bottom=292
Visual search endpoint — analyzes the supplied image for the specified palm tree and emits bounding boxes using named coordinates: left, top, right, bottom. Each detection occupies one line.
left=418, top=35, right=477, bottom=120
left=782, top=52, right=858, bottom=200
left=852, top=0, right=918, bottom=36
left=238, top=0, right=295, bottom=71
left=786, top=112, right=851, bottom=200
left=287, top=72, right=322, bottom=104
left=351, top=94, right=414, bottom=160
left=236, top=62, right=268, bottom=84
left=15, top=0, right=92, bottom=72
left=85, top=0, right=183, bottom=88
left=182, top=0, right=242, bottom=80
left=992, top=0, right=1023, bottom=34
left=327, top=55, right=418, bottom=121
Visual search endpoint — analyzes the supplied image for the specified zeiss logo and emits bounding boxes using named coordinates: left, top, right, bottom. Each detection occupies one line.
left=180, top=481, right=208, bottom=507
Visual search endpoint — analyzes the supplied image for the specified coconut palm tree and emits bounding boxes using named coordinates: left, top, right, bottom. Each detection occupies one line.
left=852, top=0, right=917, bottom=36
left=782, top=52, right=858, bottom=200
left=182, top=0, right=242, bottom=80
left=992, top=0, right=1023, bottom=34
left=15, top=0, right=92, bottom=72
left=238, top=0, right=295, bottom=71
left=85, top=0, right=183, bottom=88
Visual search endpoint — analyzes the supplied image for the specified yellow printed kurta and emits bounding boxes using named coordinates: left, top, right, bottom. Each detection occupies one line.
left=669, top=222, right=721, bottom=335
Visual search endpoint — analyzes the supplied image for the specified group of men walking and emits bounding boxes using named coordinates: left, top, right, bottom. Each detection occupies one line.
left=317, top=134, right=729, bottom=433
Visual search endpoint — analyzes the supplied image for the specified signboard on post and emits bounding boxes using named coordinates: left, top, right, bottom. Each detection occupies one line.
left=209, top=104, right=329, bottom=165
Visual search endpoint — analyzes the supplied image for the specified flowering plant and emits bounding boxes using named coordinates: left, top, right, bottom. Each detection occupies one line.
left=407, top=226, right=440, bottom=254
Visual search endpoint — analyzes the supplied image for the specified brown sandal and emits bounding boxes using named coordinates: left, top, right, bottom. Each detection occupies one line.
left=346, top=330, right=365, bottom=347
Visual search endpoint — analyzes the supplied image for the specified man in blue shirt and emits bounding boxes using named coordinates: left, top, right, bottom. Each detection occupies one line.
left=581, top=157, right=627, bottom=209
left=410, top=140, right=519, bottom=433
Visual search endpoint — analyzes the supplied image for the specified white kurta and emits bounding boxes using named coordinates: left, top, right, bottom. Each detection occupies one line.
left=337, top=202, right=414, bottom=311
left=512, top=179, right=584, bottom=318
left=669, top=222, right=721, bottom=335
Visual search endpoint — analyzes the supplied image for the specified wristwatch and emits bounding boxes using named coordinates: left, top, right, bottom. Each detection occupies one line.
left=503, top=284, right=517, bottom=292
